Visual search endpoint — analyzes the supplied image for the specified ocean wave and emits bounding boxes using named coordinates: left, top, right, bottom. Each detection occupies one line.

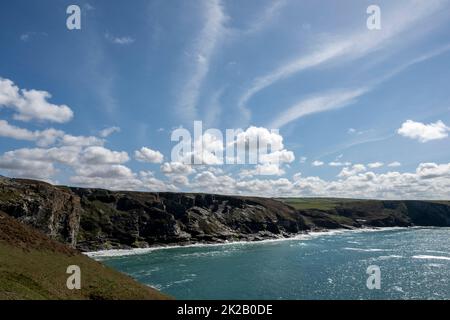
left=412, top=255, right=450, bottom=261
left=375, top=255, right=403, bottom=260
left=343, top=247, right=389, bottom=252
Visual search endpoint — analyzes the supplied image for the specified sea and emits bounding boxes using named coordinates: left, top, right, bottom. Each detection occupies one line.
left=89, top=227, right=450, bottom=300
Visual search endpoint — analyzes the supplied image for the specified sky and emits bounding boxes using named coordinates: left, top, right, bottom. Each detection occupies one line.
left=1, top=0, right=450, bottom=199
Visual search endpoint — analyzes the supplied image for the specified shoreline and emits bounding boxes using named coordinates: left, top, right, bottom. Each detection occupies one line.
left=86, top=226, right=417, bottom=259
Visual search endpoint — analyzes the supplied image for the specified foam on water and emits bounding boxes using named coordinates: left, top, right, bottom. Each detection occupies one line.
left=412, top=255, right=450, bottom=261
left=86, top=226, right=410, bottom=258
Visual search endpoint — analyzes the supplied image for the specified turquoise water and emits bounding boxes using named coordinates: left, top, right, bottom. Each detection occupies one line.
left=93, top=228, right=450, bottom=299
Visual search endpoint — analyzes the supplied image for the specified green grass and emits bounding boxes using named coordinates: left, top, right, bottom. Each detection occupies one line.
left=277, top=197, right=363, bottom=210
left=0, top=211, right=171, bottom=300
left=0, top=243, right=171, bottom=300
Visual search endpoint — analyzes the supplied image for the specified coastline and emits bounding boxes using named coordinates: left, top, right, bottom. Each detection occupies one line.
left=86, top=226, right=415, bottom=259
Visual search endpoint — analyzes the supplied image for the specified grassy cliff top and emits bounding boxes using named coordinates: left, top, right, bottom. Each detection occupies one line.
left=0, top=211, right=171, bottom=300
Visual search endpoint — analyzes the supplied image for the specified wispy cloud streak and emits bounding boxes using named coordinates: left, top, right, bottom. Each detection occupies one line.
left=176, top=0, right=228, bottom=121
left=240, top=0, right=445, bottom=121
left=270, top=41, right=450, bottom=129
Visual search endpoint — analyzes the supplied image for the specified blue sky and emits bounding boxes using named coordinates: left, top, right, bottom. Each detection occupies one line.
left=1, top=0, right=450, bottom=199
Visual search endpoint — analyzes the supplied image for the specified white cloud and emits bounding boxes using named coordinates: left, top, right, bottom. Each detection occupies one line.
left=368, top=162, right=384, bottom=169
left=238, top=0, right=445, bottom=119
left=0, top=120, right=104, bottom=147
left=19, top=32, right=48, bottom=42
left=74, top=164, right=134, bottom=179
left=338, top=164, right=367, bottom=178
left=140, top=171, right=178, bottom=191
left=329, top=161, right=352, bottom=167
left=243, top=0, right=287, bottom=35
left=0, top=77, right=74, bottom=123
left=0, top=119, right=37, bottom=141
left=270, top=88, right=367, bottom=128
left=388, top=161, right=402, bottom=167
left=397, top=120, right=449, bottom=143
left=240, top=163, right=286, bottom=178
left=192, top=170, right=235, bottom=194
left=2, top=143, right=450, bottom=199
left=135, top=147, right=164, bottom=164
left=176, top=0, right=228, bottom=120
left=0, top=147, right=81, bottom=166
left=161, top=162, right=194, bottom=175
left=259, top=149, right=295, bottom=165
left=81, top=146, right=129, bottom=165
left=416, top=163, right=450, bottom=179
left=99, top=126, right=121, bottom=137
left=234, top=126, right=284, bottom=152
left=0, top=155, right=57, bottom=180
left=170, top=175, right=190, bottom=186
left=312, top=160, right=324, bottom=167
left=60, top=134, right=104, bottom=147
left=105, top=33, right=135, bottom=45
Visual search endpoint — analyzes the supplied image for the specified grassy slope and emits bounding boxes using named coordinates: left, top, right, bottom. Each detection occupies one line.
left=0, top=211, right=170, bottom=300
left=277, top=197, right=363, bottom=210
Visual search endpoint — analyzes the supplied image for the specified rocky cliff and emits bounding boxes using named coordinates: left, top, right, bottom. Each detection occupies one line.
left=0, top=176, right=449, bottom=251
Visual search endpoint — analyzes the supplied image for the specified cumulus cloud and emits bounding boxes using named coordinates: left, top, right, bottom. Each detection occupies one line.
left=338, top=164, right=367, bottom=178
left=0, top=119, right=36, bottom=141
left=416, top=163, right=450, bottom=179
left=0, top=154, right=57, bottom=180
left=388, top=161, right=402, bottom=167
left=0, top=77, right=73, bottom=123
left=60, top=134, right=104, bottom=147
left=3, top=144, right=450, bottom=199
left=0, top=120, right=103, bottom=147
left=192, top=170, right=235, bottom=194
left=170, top=175, right=190, bottom=186
left=259, top=149, right=295, bottom=165
left=312, top=160, right=324, bottom=167
left=0, top=147, right=81, bottom=166
left=329, top=161, right=352, bottom=167
left=368, top=162, right=384, bottom=169
left=139, top=171, right=177, bottom=191
left=135, top=147, right=164, bottom=164
left=81, top=146, right=129, bottom=165
left=240, top=163, right=286, bottom=178
left=398, top=120, right=449, bottom=143
left=74, top=164, right=134, bottom=179
left=161, top=162, right=194, bottom=175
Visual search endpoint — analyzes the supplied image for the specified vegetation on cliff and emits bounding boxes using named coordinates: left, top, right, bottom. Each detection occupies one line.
left=0, top=210, right=170, bottom=300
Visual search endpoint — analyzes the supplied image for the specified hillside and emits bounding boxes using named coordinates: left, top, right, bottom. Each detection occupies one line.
left=0, top=176, right=449, bottom=252
left=0, top=210, right=170, bottom=300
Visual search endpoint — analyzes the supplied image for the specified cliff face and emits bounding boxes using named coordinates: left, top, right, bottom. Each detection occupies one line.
left=0, top=176, right=449, bottom=251
left=0, top=177, right=81, bottom=247
left=71, top=188, right=309, bottom=251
